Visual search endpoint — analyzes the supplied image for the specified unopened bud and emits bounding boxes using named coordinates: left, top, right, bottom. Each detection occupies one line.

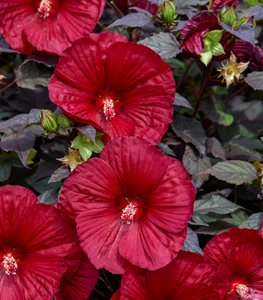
left=158, top=0, right=177, bottom=25
left=57, top=113, right=74, bottom=130
left=219, top=6, right=237, bottom=27
left=41, top=110, right=58, bottom=133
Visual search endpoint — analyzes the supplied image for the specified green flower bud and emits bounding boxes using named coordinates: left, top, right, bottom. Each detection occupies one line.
left=219, top=6, right=237, bottom=27
left=57, top=113, right=74, bottom=130
left=41, top=110, right=58, bottom=133
left=158, top=0, right=177, bottom=25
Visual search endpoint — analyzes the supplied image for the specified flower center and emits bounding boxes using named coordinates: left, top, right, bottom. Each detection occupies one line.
left=230, top=282, right=255, bottom=299
left=2, top=253, right=18, bottom=276
left=37, top=0, right=57, bottom=18
left=121, top=202, right=137, bottom=225
left=103, top=97, right=116, bottom=121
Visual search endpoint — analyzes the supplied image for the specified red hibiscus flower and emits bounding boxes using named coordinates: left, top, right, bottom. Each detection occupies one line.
left=0, top=0, right=105, bottom=55
left=0, top=185, right=80, bottom=299
left=232, top=40, right=263, bottom=71
left=57, top=254, right=99, bottom=300
left=180, top=11, right=220, bottom=56
left=49, top=32, right=175, bottom=144
left=112, top=251, right=220, bottom=300
left=204, top=228, right=263, bottom=300
left=60, top=136, right=196, bottom=274
left=210, top=0, right=238, bottom=13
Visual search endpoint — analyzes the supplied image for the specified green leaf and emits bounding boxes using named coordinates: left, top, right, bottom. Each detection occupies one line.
left=203, top=160, right=257, bottom=185
left=16, top=61, right=52, bottom=90
left=244, top=0, right=261, bottom=6
left=211, top=43, right=225, bottom=56
left=174, top=93, right=193, bottom=109
left=204, top=30, right=224, bottom=43
left=71, top=132, right=104, bottom=161
left=183, top=146, right=211, bottom=188
left=138, top=32, right=181, bottom=59
left=224, top=142, right=262, bottom=161
left=206, top=137, right=226, bottom=160
left=245, top=71, right=263, bottom=90
left=194, top=195, right=242, bottom=215
left=108, top=13, right=152, bottom=28
left=79, top=147, right=92, bottom=161
left=200, top=51, right=213, bottom=66
left=0, top=155, right=12, bottom=182
left=0, top=109, right=41, bottom=132
left=172, top=115, right=207, bottom=155
left=217, top=110, right=234, bottom=126
left=48, top=166, right=70, bottom=184
left=239, top=212, right=263, bottom=229
left=183, top=228, right=203, bottom=255
left=201, top=97, right=234, bottom=126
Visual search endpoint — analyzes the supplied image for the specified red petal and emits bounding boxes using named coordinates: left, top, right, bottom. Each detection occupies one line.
left=0, top=186, right=79, bottom=299
left=49, top=32, right=175, bottom=144
left=60, top=158, right=122, bottom=220
left=105, top=42, right=175, bottom=99
left=211, top=0, right=238, bottom=12
left=0, top=2, right=34, bottom=54
left=181, top=11, right=220, bottom=56
left=60, top=158, right=129, bottom=273
left=0, top=0, right=106, bottom=55
left=204, top=229, right=263, bottom=298
left=118, top=156, right=195, bottom=270
left=57, top=255, right=99, bottom=300
left=0, top=185, right=38, bottom=241
left=100, top=136, right=168, bottom=195
left=119, top=252, right=219, bottom=299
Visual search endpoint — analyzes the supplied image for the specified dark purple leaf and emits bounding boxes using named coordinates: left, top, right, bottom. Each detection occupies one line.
left=77, top=125, right=96, bottom=143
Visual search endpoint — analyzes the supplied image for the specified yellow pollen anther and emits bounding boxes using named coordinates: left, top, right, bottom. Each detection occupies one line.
left=103, top=97, right=116, bottom=120
left=2, top=253, right=18, bottom=276
left=121, top=203, right=137, bottom=225
left=38, top=0, right=51, bottom=18
left=234, top=283, right=255, bottom=299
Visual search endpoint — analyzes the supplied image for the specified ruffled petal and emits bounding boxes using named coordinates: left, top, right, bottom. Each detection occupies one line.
left=76, top=209, right=129, bottom=274
left=0, top=0, right=106, bottom=55
left=60, top=158, right=123, bottom=220
left=57, top=255, right=99, bottom=300
left=0, top=185, right=37, bottom=243
left=100, top=136, right=168, bottom=195
left=105, top=42, right=175, bottom=99
left=118, top=252, right=219, bottom=300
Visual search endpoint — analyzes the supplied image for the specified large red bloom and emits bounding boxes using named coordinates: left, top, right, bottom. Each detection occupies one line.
left=56, top=253, right=99, bottom=300
left=180, top=11, right=220, bottom=56
left=49, top=32, right=175, bottom=144
left=0, top=185, right=80, bottom=299
left=60, top=136, right=196, bottom=273
left=113, top=251, right=220, bottom=300
left=0, top=0, right=105, bottom=55
left=204, top=228, right=263, bottom=300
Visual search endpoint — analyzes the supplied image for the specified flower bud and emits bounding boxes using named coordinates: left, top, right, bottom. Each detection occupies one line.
left=219, top=6, right=237, bottom=27
left=57, top=113, right=74, bottom=130
left=41, top=110, right=58, bottom=133
left=158, top=0, right=177, bottom=25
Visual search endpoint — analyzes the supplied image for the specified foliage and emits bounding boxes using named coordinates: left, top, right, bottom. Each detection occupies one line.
left=0, top=0, right=262, bottom=299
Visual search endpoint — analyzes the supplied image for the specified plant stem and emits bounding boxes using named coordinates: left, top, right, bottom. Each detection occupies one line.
left=0, top=78, right=17, bottom=94
left=107, top=1, right=124, bottom=18
left=224, top=84, right=250, bottom=103
left=193, top=61, right=214, bottom=117
left=177, top=59, right=194, bottom=90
